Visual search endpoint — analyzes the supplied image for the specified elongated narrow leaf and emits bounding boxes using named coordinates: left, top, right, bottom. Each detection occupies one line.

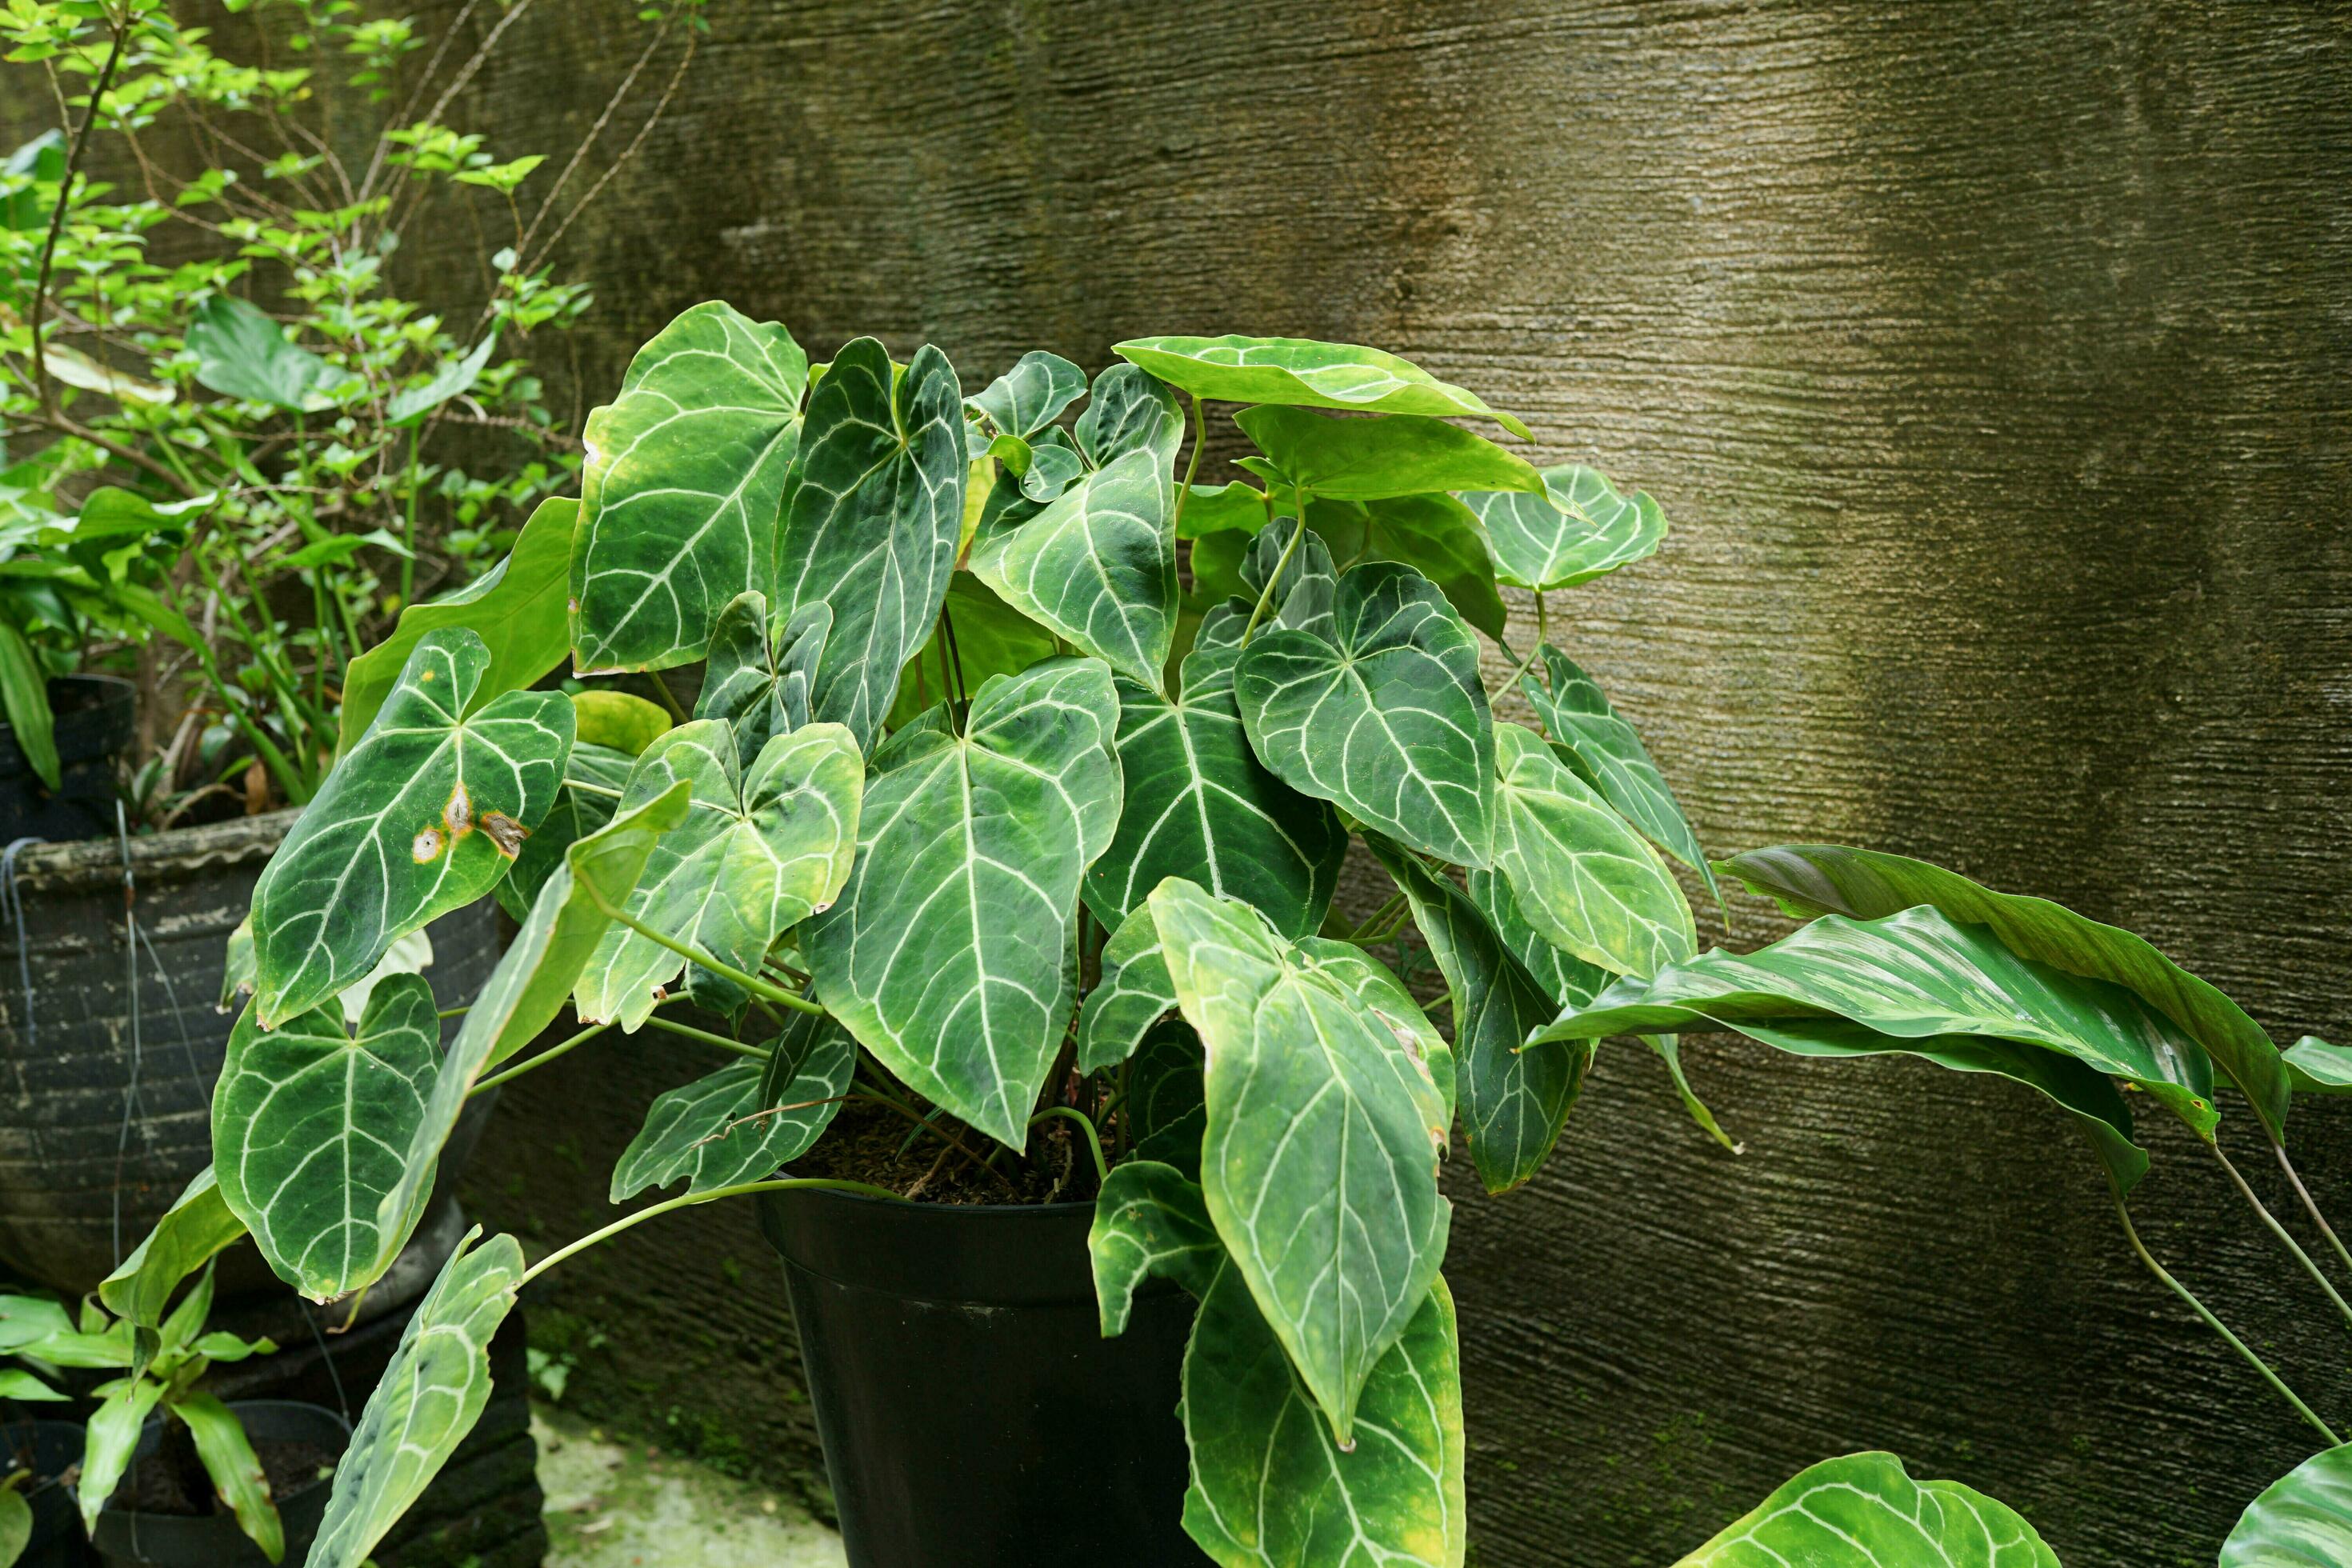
left=178, top=1391, right=285, bottom=1564
left=1235, top=561, right=1495, bottom=867
left=98, top=1168, right=247, bottom=1329
left=697, top=593, right=828, bottom=765
left=1076, top=904, right=1178, bottom=1072
left=250, top=630, right=574, bottom=1027
left=1539, top=905, right=2218, bottom=1139
left=494, top=741, right=634, bottom=922
left=574, top=721, right=861, bottom=1030
left=806, top=659, right=1121, bottom=1146
left=1113, top=333, right=1529, bottom=439
left=1675, top=1451, right=2057, bottom=1567
left=310, top=1230, right=523, bottom=1568
left=570, top=302, right=808, bottom=672
left=1183, top=1265, right=1466, bottom=1568
left=1464, top=463, right=1666, bottom=592
left=1519, top=646, right=1718, bottom=904
left=2220, top=1443, right=2352, bottom=1566
left=2286, top=1036, right=2352, bottom=1095
left=1089, top=1159, right=1224, bottom=1336
left=778, top=338, right=966, bottom=748
left=1147, top=879, right=1450, bottom=1444
left=1490, top=722, right=1695, bottom=978
left=1722, top=844, right=2288, bottom=1142
left=188, top=295, right=340, bottom=410
left=1074, top=363, right=1185, bottom=470
left=1311, top=494, right=1507, bottom=641
left=214, top=974, right=440, bottom=1301
left=1237, top=406, right=1546, bottom=505
left=970, top=350, right=1086, bottom=438
left=970, top=447, right=1177, bottom=685
left=78, top=1380, right=165, bottom=1533
left=610, top=1013, right=855, bottom=1201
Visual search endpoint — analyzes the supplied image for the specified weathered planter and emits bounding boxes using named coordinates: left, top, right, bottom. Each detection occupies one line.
left=0, top=674, right=136, bottom=847
left=1, top=1418, right=94, bottom=1567
left=0, top=810, right=501, bottom=1297
left=88, top=1400, right=348, bottom=1568
left=757, top=1186, right=1206, bottom=1568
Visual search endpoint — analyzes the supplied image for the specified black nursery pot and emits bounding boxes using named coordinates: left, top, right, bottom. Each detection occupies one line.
left=1, top=1418, right=94, bottom=1567
left=88, top=1400, right=349, bottom=1568
left=0, top=674, right=135, bottom=846
left=757, top=1186, right=1209, bottom=1568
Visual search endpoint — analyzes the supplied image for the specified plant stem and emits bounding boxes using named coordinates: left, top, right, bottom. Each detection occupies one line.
left=642, top=1014, right=766, bottom=1060
left=2274, top=1138, right=2352, bottom=1286
left=470, top=1021, right=609, bottom=1096
left=1347, top=890, right=1409, bottom=942
left=1239, top=515, right=1308, bottom=647
left=2210, top=1141, right=2352, bottom=1330
left=437, top=1005, right=468, bottom=1020
left=646, top=669, right=689, bottom=724
left=584, top=891, right=826, bottom=1016
left=1501, top=595, right=1547, bottom=698
left=518, top=1177, right=903, bottom=1287
left=1168, top=394, right=1206, bottom=537
left=1030, top=1106, right=1108, bottom=1186
left=2111, top=1193, right=2341, bottom=1444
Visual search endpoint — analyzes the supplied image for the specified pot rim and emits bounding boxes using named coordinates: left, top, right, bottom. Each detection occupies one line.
left=6, top=806, right=302, bottom=894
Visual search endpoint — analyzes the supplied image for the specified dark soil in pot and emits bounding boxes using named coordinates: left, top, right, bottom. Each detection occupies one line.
left=2, top=1418, right=94, bottom=1567
left=89, top=1400, right=347, bottom=1568
left=0, top=675, right=135, bottom=846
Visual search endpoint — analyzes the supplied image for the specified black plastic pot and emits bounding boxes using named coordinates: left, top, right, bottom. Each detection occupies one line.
left=89, top=1400, right=348, bottom=1568
left=1, top=1418, right=94, bottom=1567
left=757, top=1187, right=1208, bottom=1568
left=0, top=674, right=136, bottom=846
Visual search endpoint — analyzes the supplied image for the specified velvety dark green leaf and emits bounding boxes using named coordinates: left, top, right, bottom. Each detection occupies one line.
left=1130, top=1020, right=1208, bottom=1166
left=187, top=295, right=339, bottom=410
left=1002, top=428, right=1086, bottom=504
left=1722, top=844, right=2286, bottom=1143
left=2286, top=1036, right=2352, bottom=1095
left=1462, top=866, right=1606, bottom=1011
left=1312, top=494, right=1507, bottom=641
left=1175, top=482, right=1270, bottom=540
left=1678, top=1451, right=2057, bottom=1567
left=1182, top=1265, right=1466, bottom=1568
left=610, top=1014, right=855, bottom=1201
left=970, top=447, right=1178, bottom=686
left=341, top=497, right=575, bottom=750
left=1236, top=406, right=1547, bottom=505
left=309, top=1230, right=522, bottom=1568
left=1147, top=878, right=1450, bottom=1444
left=574, top=721, right=862, bottom=1030
left=250, top=630, right=574, bottom=1027
left=697, top=592, right=829, bottom=764
left=806, top=659, right=1121, bottom=1146
left=1540, top=905, right=2218, bottom=1140
left=1089, top=1158, right=1224, bottom=1336
left=570, top=302, right=807, bottom=672
left=778, top=338, right=966, bottom=748
left=1464, top=463, right=1666, bottom=592
left=213, top=974, right=440, bottom=1301
left=1234, top=561, right=1495, bottom=867
left=1076, top=904, right=1178, bottom=1072
left=2220, top=1442, right=2352, bottom=1566
left=1520, top=645, right=1718, bottom=904
left=1076, top=364, right=1185, bottom=470
left=494, top=741, right=634, bottom=922
left=1113, top=333, right=1529, bottom=439
left=98, top=1168, right=247, bottom=1330
left=885, top=574, right=1058, bottom=730
left=1490, top=722, right=1696, bottom=978
left=1236, top=517, right=1338, bottom=641
left=970, top=350, right=1086, bottom=438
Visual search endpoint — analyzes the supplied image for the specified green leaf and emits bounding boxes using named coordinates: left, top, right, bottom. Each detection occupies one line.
left=1538, top=905, right=2219, bottom=1142
left=0, top=1368, right=61, bottom=1401
left=970, top=350, right=1086, bottom=438
left=1490, top=722, right=1696, bottom=978
left=1235, top=406, right=1547, bottom=505
left=1722, top=844, right=2289, bottom=1144
left=570, top=689, right=670, bottom=755
left=1175, top=482, right=1269, bottom=539
left=1234, top=561, right=1496, bottom=867
left=339, top=496, right=575, bottom=750
left=1113, top=333, right=1529, bottom=439
left=1235, top=517, right=1338, bottom=642
left=778, top=338, right=966, bottom=748
left=697, top=593, right=827, bottom=763
left=250, top=629, right=574, bottom=1027
left=1464, top=463, right=1666, bottom=591
left=1182, top=1266, right=1466, bottom=1568
left=1373, top=840, right=1594, bottom=1194
left=570, top=302, right=808, bottom=673
left=610, top=1013, right=855, bottom=1201
left=1147, top=878, right=1450, bottom=1444
left=1084, top=644, right=1346, bottom=941
left=1088, top=1158, right=1224, bottom=1336
left=2286, top=1036, right=2352, bottom=1095
left=1310, top=494, right=1507, bottom=642
left=1675, top=1451, right=2057, bottom=1567
left=309, top=1230, right=522, bottom=1568
left=1519, top=645, right=1718, bottom=905
left=494, top=742, right=634, bottom=922
left=1074, top=363, right=1185, bottom=470
left=573, top=721, right=861, bottom=1030
left=78, top=1378, right=165, bottom=1534
left=0, top=618, right=58, bottom=790
left=1075, top=904, right=1178, bottom=1073
left=213, top=974, right=440, bottom=1302
left=806, top=659, right=1121, bottom=1146
left=970, top=446, right=1177, bottom=686
left=0, top=1294, right=71, bottom=1353
left=188, top=295, right=339, bottom=410
left=886, top=574, right=1059, bottom=732
left=1462, top=866, right=1608, bottom=1011
left=0, top=1486, right=25, bottom=1567
left=1130, top=1021, right=1210, bottom=1177
left=387, top=335, right=497, bottom=426
left=1293, top=936, right=1455, bottom=1138
left=178, top=1391, right=286, bottom=1563
left=98, top=1168, right=248, bottom=1330
left=2220, top=1442, right=2352, bottom=1566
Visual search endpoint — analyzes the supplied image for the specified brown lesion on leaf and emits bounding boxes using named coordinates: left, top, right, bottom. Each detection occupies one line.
left=412, top=827, right=446, bottom=863
left=416, top=779, right=528, bottom=862
left=480, top=811, right=530, bottom=858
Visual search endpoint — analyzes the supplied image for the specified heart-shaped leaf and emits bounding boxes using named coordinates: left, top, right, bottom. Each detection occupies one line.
left=2220, top=1442, right=2352, bottom=1566
left=1464, top=463, right=1666, bottom=591
left=1490, top=722, right=1696, bottom=978
left=98, top=1168, right=247, bottom=1330
left=574, top=720, right=862, bottom=1030
left=696, top=594, right=829, bottom=765
left=1234, top=516, right=1338, bottom=640
left=250, top=629, right=574, bottom=1027
left=778, top=338, right=966, bottom=748
left=1113, top=333, right=1529, bottom=438
left=308, top=1230, right=523, bottom=1568
left=1088, top=1158, right=1224, bottom=1337
left=1311, top=494, right=1506, bottom=641
left=1236, top=406, right=1546, bottom=506
left=1074, top=363, right=1185, bottom=470
left=213, top=974, right=441, bottom=1301
left=1076, top=904, right=1178, bottom=1072
left=2287, top=1036, right=2352, bottom=1094
left=187, top=295, right=342, bottom=410
left=1519, top=646, right=1718, bottom=905
left=1183, top=1265, right=1466, bottom=1568
left=1675, top=1451, right=2056, bottom=1567
left=806, top=658, right=1122, bottom=1146
left=610, top=1013, right=855, bottom=1202
left=970, top=350, right=1086, bottom=438
left=1722, top=845, right=2286, bottom=1143
left=494, top=741, right=634, bottom=922
left=1235, top=560, right=1495, bottom=867
left=1146, top=878, right=1450, bottom=1444
left=1294, top=936, right=1454, bottom=1140
left=970, top=446, right=1177, bottom=686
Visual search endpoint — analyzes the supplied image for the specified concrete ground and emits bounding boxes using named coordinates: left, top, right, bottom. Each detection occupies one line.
left=535, top=1404, right=846, bottom=1568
